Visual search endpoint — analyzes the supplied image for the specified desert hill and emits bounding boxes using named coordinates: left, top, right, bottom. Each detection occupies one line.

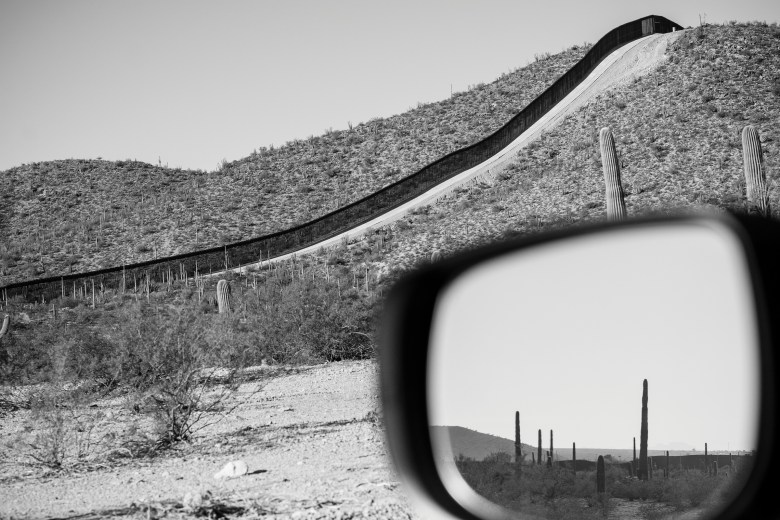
left=430, top=425, right=531, bottom=462
left=1, top=22, right=778, bottom=385
left=371, top=22, right=780, bottom=276
left=0, top=44, right=588, bottom=285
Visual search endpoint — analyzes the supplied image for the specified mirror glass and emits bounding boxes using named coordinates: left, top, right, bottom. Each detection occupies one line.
left=428, top=221, right=760, bottom=519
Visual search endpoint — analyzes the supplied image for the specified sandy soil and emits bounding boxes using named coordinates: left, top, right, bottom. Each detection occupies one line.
left=0, top=361, right=420, bottom=519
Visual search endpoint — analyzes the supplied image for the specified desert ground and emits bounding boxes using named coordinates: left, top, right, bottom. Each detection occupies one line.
left=0, top=360, right=419, bottom=519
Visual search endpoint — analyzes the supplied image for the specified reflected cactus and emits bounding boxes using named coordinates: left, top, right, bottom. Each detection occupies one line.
left=639, top=379, right=649, bottom=480
left=550, top=429, right=554, bottom=467
left=597, top=455, right=606, bottom=493
left=573, top=442, right=577, bottom=475
left=515, top=411, right=522, bottom=466
left=538, top=429, right=542, bottom=466
left=666, top=450, right=670, bottom=479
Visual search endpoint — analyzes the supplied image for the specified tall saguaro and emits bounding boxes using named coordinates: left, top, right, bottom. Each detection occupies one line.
left=742, top=125, right=770, bottom=217
left=550, top=429, right=554, bottom=467
left=515, top=411, right=522, bottom=466
left=639, top=379, right=649, bottom=480
left=573, top=443, right=577, bottom=475
left=537, top=429, right=542, bottom=465
left=599, top=127, right=627, bottom=220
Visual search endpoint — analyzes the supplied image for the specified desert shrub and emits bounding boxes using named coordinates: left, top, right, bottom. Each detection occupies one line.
left=110, top=304, right=252, bottom=446
left=455, top=459, right=614, bottom=519
left=0, top=319, right=116, bottom=386
left=14, top=387, right=116, bottom=469
left=249, top=274, right=376, bottom=363
left=110, top=304, right=245, bottom=391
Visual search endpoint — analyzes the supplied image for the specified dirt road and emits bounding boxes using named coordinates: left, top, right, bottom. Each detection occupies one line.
left=0, top=360, right=420, bottom=519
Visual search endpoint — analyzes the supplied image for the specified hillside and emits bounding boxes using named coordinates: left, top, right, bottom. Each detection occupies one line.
left=4, top=24, right=777, bottom=291
left=0, top=44, right=589, bottom=285
left=1, top=23, right=779, bottom=384
left=370, top=22, right=780, bottom=276
left=430, top=425, right=528, bottom=462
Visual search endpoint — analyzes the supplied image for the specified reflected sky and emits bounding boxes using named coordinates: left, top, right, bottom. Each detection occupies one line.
left=428, top=220, right=760, bottom=452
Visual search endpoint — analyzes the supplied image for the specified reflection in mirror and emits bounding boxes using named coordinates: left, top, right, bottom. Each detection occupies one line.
left=428, top=222, right=760, bottom=520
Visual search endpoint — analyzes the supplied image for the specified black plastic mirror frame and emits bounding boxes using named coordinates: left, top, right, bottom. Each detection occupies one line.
left=380, top=212, right=778, bottom=520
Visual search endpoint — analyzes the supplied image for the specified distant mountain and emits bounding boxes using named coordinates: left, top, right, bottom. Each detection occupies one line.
left=430, top=425, right=533, bottom=462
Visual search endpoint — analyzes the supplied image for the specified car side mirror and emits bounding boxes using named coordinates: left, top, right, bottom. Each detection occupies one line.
left=380, top=212, right=778, bottom=520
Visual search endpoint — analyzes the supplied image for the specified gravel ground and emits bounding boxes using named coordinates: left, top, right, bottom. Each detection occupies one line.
left=0, top=360, right=422, bottom=519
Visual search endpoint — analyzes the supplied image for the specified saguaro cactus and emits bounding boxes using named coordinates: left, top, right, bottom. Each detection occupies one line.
left=742, top=125, right=770, bottom=217
left=515, top=411, right=522, bottom=466
left=573, top=442, right=577, bottom=475
left=538, top=429, right=542, bottom=465
left=217, top=279, right=231, bottom=314
left=666, top=451, right=670, bottom=479
left=599, top=127, right=627, bottom=220
left=639, top=379, right=649, bottom=480
left=713, top=460, right=719, bottom=476
left=0, top=314, right=9, bottom=343
left=597, top=455, right=606, bottom=493
left=550, top=430, right=554, bottom=467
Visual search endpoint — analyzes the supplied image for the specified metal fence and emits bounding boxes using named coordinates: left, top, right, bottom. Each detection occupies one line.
left=1, top=15, right=683, bottom=304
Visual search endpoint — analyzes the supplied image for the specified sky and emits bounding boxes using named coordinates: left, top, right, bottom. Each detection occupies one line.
left=1, top=0, right=779, bottom=173
left=429, top=220, right=761, bottom=454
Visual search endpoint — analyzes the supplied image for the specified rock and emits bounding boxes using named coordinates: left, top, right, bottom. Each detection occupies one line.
left=182, top=491, right=204, bottom=510
left=213, top=460, right=248, bottom=480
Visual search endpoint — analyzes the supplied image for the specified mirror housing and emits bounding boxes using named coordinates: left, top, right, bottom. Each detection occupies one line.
left=380, top=212, right=778, bottom=520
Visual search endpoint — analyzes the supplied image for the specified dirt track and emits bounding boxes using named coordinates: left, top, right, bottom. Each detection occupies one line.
left=0, top=361, right=420, bottom=519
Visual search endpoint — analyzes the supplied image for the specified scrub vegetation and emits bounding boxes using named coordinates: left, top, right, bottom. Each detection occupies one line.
left=455, top=456, right=753, bottom=520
